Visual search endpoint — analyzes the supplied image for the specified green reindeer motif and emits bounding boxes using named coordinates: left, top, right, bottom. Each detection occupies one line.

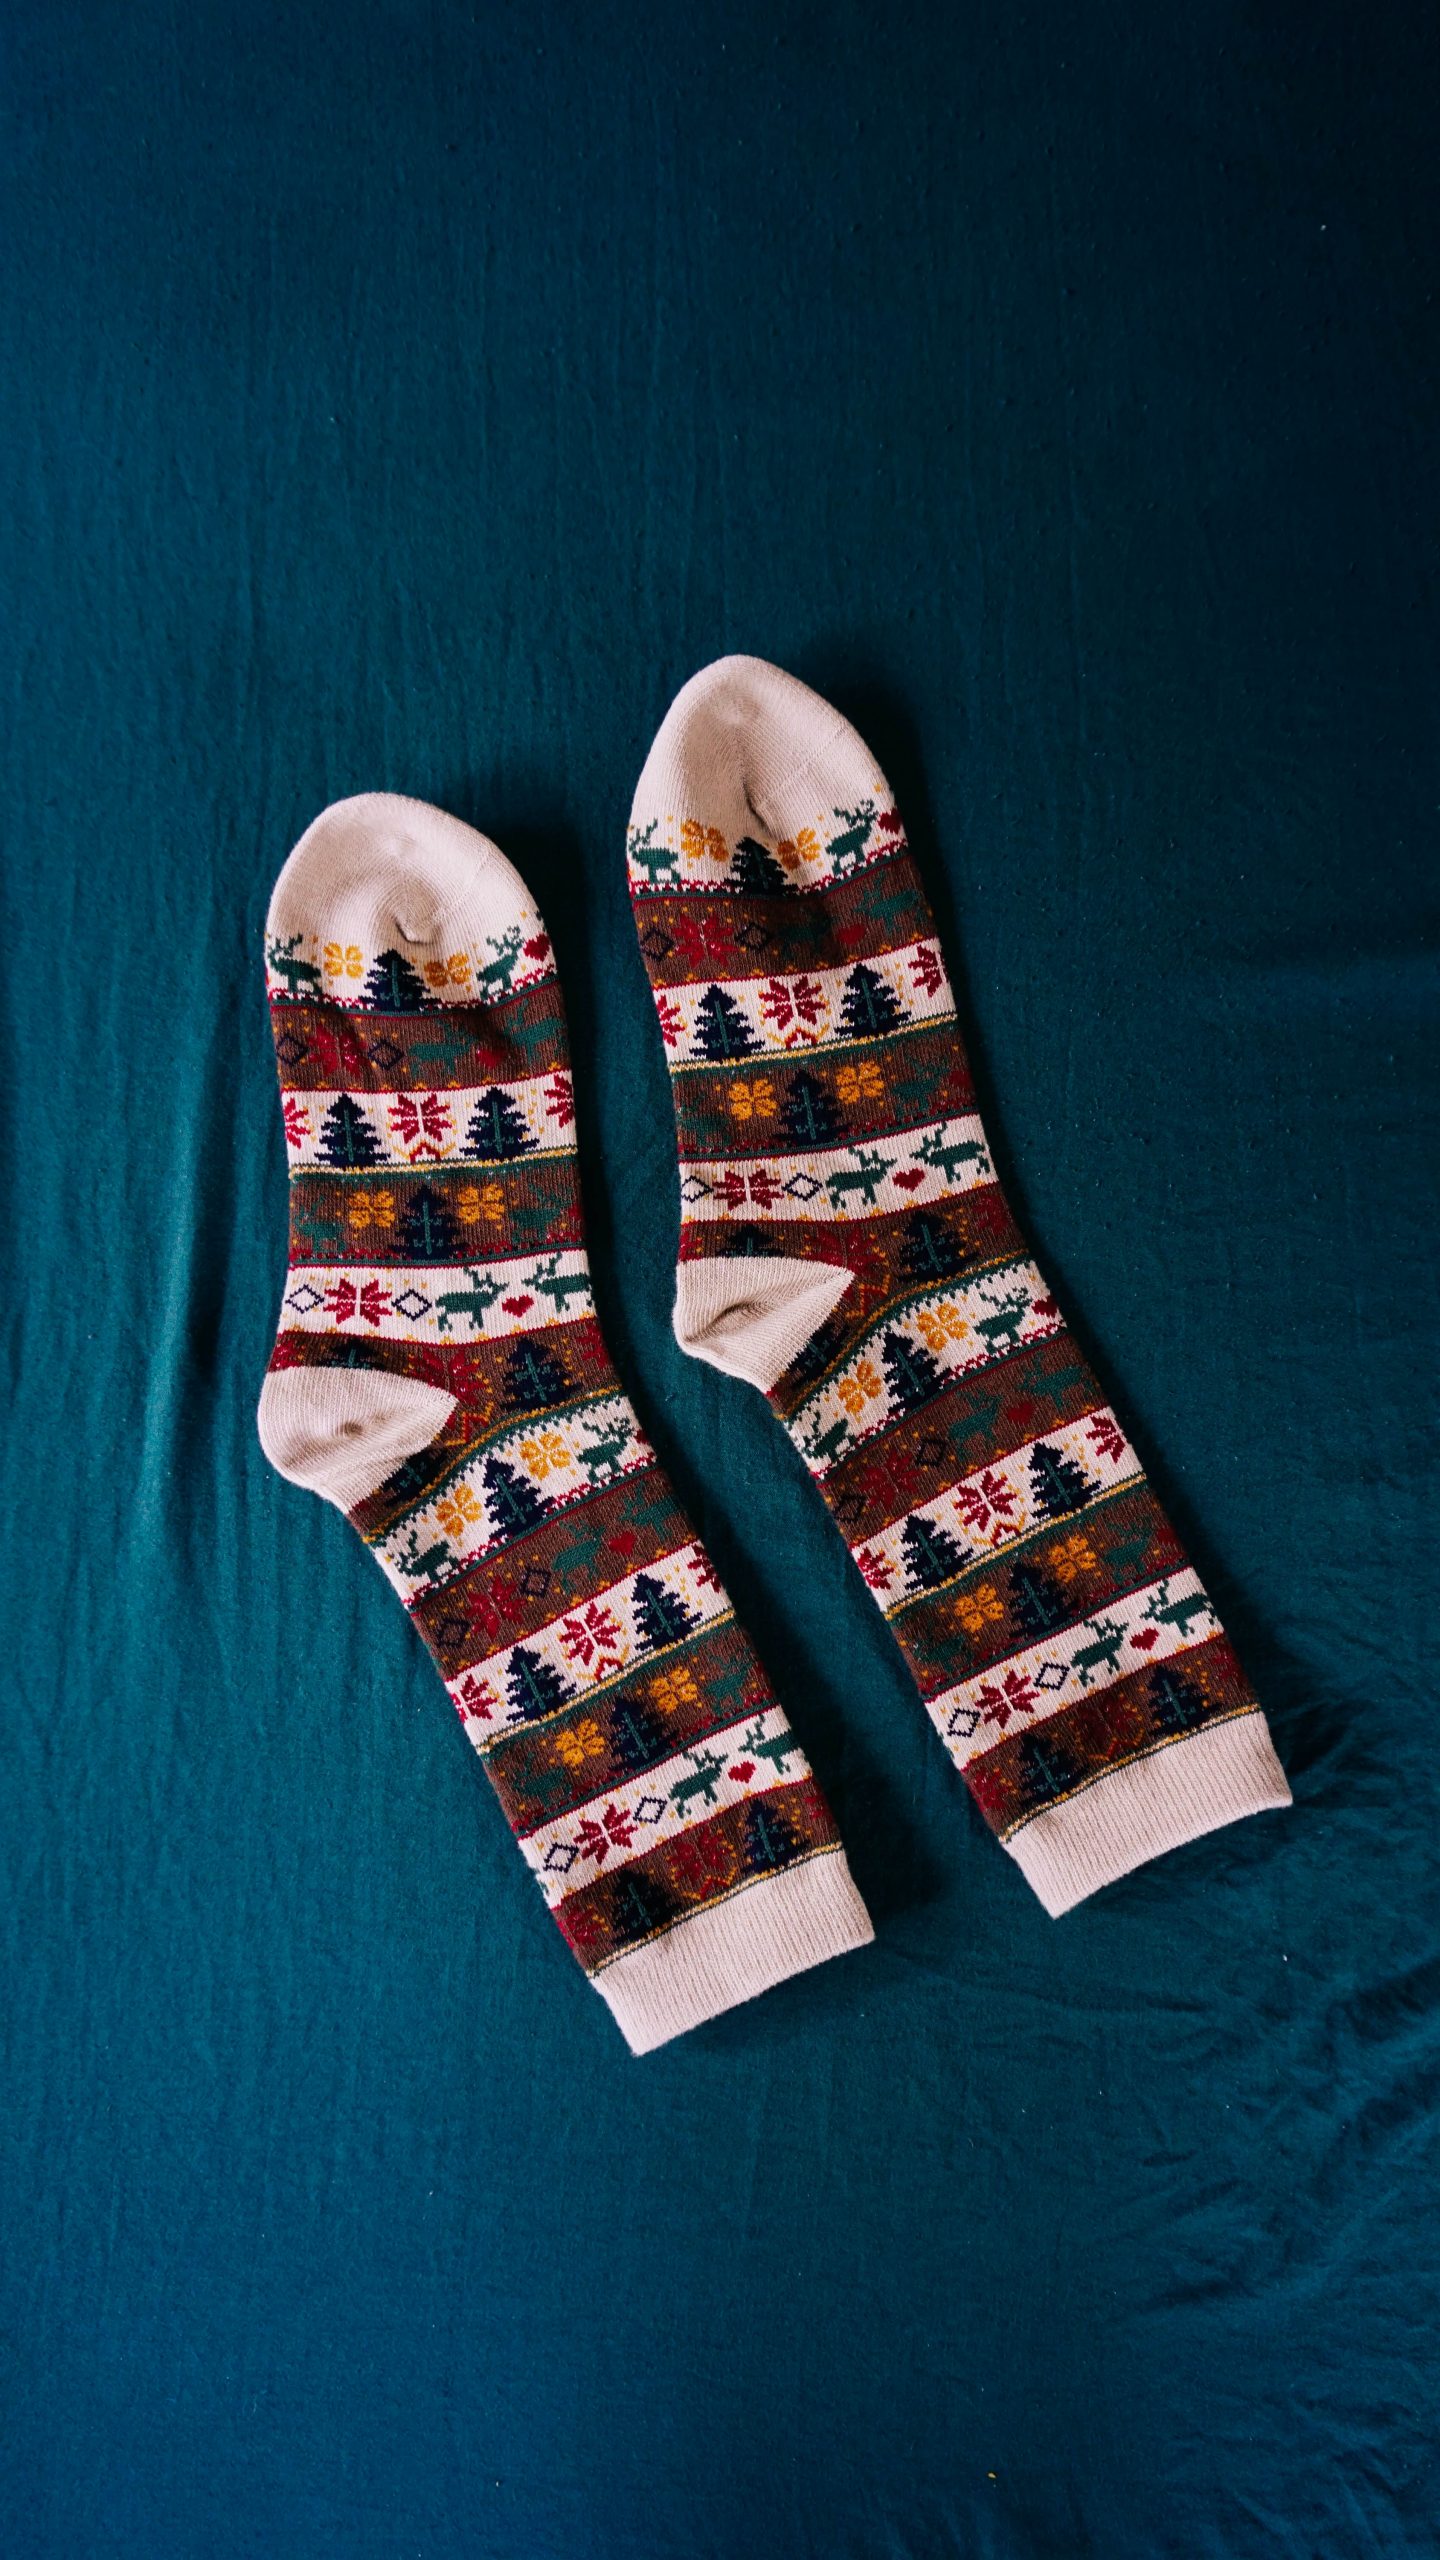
left=390, top=1524, right=457, bottom=1589
left=531, top=1254, right=592, bottom=1314
left=476, top=927, right=524, bottom=998
left=738, top=1718, right=803, bottom=1779
left=267, top=933, right=324, bottom=1000
left=824, top=1146, right=891, bottom=1211
left=825, top=801, right=878, bottom=869
left=667, top=1747, right=727, bottom=1818
left=434, top=1267, right=505, bottom=1335
left=577, top=1415, right=634, bottom=1482
left=972, top=1288, right=1033, bottom=1356
left=800, top=1412, right=851, bottom=1469
left=914, top=1126, right=991, bottom=1187
left=1142, top=1580, right=1215, bottom=1641
left=1069, top=1615, right=1129, bottom=1688
left=627, top=818, right=679, bottom=887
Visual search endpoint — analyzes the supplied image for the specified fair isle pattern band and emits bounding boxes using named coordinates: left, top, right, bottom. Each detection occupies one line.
left=280, top=1251, right=594, bottom=1342
left=281, top=1072, right=576, bottom=1169
left=520, top=1707, right=808, bottom=1907
left=628, top=671, right=1289, bottom=1895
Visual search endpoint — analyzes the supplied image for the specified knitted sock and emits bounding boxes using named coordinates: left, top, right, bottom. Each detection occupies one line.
left=627, top=660, right=1291, bottom=1915
left=258, top=793, right=872, bottom=2051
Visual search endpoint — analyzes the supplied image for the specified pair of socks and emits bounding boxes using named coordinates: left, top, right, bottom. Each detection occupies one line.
left=259, top=657, right=1290, bottom=2054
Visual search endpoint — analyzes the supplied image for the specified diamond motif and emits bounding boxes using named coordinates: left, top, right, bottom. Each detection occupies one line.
left=783, top=1173, right=823, bottom=1202
left=518, top=1563, right=551, bottom=1601
left=946, top=1706, right=980, bottom=1741
left=366, top=1038, right=404, bottom=1072
left=1034, top=1660, right=1069, bottom=1692
left=274, top=1030, right=309, bottom=1071
left=284, top=1283, right=323, bottom=1315
left=392, top=1288, right=433, bottom=1320
left=633, top=1795, right=667, bottom=1827
left=542, top=1841, right=580, bottom=1875
left=638, top=926, right=674, bottom=962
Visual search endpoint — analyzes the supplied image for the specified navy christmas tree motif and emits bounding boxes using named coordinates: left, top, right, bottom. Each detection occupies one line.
left=259, top=793, right=873, bottom=2054
left=627, top=659, right=1290, bottom=1916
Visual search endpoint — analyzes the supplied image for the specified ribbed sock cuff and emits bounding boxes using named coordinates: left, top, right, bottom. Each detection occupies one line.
left=592, top=1850, right=875, bottom=2054
left=1004, top=1713, right=1292, bottom=1916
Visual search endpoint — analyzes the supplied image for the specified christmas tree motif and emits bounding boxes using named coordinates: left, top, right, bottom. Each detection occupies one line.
left=380, top=1448, right=441, bottom=1504
left=397, top=1184, right=460, bottom=1261
left=464, top=1086, right=537, bottom=1162
left=838, top=962, right=904, bottom=1040
left=733, top=836, right=788, bottom=895
left=1008, top=1562, right=1071, bottom=1636
left=787, top=1311, right=851, bottom=1386
left=483, top=1453, right=548, bottom=1539
left=362, top=948, right=430, bottom=1012
left=608, top=1692, right=670, bottom=1775
left=631, top=1572, right=699, bottom=1652
left=506, top=1646, right=572, bottom=1722
left=610, top=1867, right=679, bottom=1940
left=727, top=1223, right=781, bottom=1258
left=1018, top=1728, right=1078, bottom=1808
left=881, top=1326, right=945, bottom=1413
left=742, top=1796, right=803, bottom=1872
left=899, top=1209, right=969, bottom=1283
left=1148, top=1664, right=1210, bottom=1735
left=900, top=1512, right=968, bottom=1591
left=693, top=984, right=759, bottom=1062
left=501, top=1339, right=571, bottom=1411
left=778, top=1069, right=847, bottom=1147
left=316, top=1093, right=383, bottom=1169
left=1028, top=1441, right=1095, bottom=1521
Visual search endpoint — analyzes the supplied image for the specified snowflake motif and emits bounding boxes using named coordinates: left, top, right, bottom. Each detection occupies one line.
left=388, top=1090, right=454, bottom=1162
left=423, top=952, right=472, bottom=990
left=543, top=1072, right=575, bottom=1127
left=453, top=1672, right=498, bottom=1721
left=838, top=1358, right=883, bottom=1417
left=909, top=942, right=948, bottom=999
left=855, top=1546, right=896, bottom=1591
left=559, top=1601, right=627, bottom=1675
left=729, top=1077, right=777, bottom=1122
left=955, top=1470, right=1021, bottom=1539
left=688, top=1549, right=722, bottom=1594
left=281, top=1094, right=312, bottom=1150
left=519, top=1429, right=570, bottom=1480
left=324, top=1278, right=389, bottom=1326
left=655, top=994, right=685, bottom=1050
left=759, top=973, right=827, bottom=1043
left=435, top=1483, right=483, bottom=1541
left=973, top=1669, right=1039, bottom=1730
left=1086, top=1412, right=1128, bottom=1464
left=571, top=1801, right=637, bottom=1866
left=551, top=1717, right=607, bottom=1771
left=323, top=942, right=364, bottom=981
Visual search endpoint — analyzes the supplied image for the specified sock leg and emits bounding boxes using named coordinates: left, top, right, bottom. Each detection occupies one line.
left=261, top=793, right=872, bottom=2049
left=628, top=660, right=1291, bottom=1913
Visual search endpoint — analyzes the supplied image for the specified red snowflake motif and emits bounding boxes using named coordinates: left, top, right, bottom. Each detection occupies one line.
left=453, top=1673, right=498, bottom=1722
left=688, top=1549, right=722, bottom=1594
left=559, top=1601, right=626, bottom=1674
left=282, top=1094, right=312, bottom=1152
left=571, top=1802, right=637, bottom=1867
left=655, top=993, right=685, bottom=1050
left=324, top=1279, right=358, bottom=1324
left=955, top=1469, right=1021, bottom=1539
left=388, top=1090, right=454, bottom=1162
left=745, top=1168, right=785, bottom=1210
left=714, top=1168, right=750, bottom=1211
left=909, top=941, right=948, bottom=1000
left=543, top=1072, right=575, bottom=1127
left=1086, top=1412, right=1128, bottom=1464
left=759, top=973, right=825, bottom=1044
left=855, top=1547, right=896, bottom=1592
left=974, top=1669, right=1039, bottom=1731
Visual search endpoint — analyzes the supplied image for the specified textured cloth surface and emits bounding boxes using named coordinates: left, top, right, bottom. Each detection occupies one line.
left=3, top=4, right=1438, bottom=2557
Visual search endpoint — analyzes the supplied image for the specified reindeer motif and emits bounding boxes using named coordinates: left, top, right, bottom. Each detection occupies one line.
left=627, top=818, right=680, bottom=886
left=825, top=1146, right=891, bottom=1211
left=914, top=1126, right=991, bottom=1187
left=738, top=1718, right=803, bottom=1779
left=825, top=801, right=878, bottom=869
left=972, top=1288, right=1034, bottom=1355
left=800, top=1413, right=851, bottom=1469
left=434, top=1267, right=505, bottom=1335
left=476, top=928, right=524, bottom=998
left=267, top=934, right=324, bottom=1000
left=667, top=1747, right=727, bottom=1818
left=531, top=1254, right=592, bottom=1314
left=1069, top=1615, right=1129, bottom=1688
left=390, top=1525, right=457, bottom=1589
left=1142, top=1580, right=1215, bottom=1641
left=577, top=1416, right=634, bottom=1482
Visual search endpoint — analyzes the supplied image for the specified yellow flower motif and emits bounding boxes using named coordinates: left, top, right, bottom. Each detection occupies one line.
left=837, top=1357, right=883, bottom=1416
left=347, top=1190, right=396, bottom=1231
left=680, top=818, right=730, bottom=864
left=776, top=826, right=821, bottom=873
left=729, top=1076, right=777, bottom=1121
left=1050, top=1533, right=1098, bottom=1587
left=435, top=1482, right=483, bottom=1541
left=835, top=1059, right=886, bottom=1105
left=650, top=1665, right=699, bottom=1715
left=955, top=1583, right=1004, bottom=1638
left=456, top=1181, right=506, bottom=1227
left=323, top=942, right=364, bottom=980
left=519, top=1430, right=569, bottom=1480
left=424, top=952, right=472, bottom=989
left=552, top=1718, right=608, bottom=1770
left=917, top=1301, right=969, bottom=1353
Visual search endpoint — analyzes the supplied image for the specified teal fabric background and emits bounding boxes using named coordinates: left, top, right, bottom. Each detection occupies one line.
left=4, top=4, right=1437, bottom=2553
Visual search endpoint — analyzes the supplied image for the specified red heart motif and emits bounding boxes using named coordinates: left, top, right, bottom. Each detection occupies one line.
left=1130, top=1629, right=1158, bottom=1651
left=502, top=1294, right=534, bottom=1317
left=728, top=1761, right=756, bottom=1783
left=892, top=1169, right=925, bottom=1192
left=523, top=935, right=551, bottom=961
left=608, top=1529, right=638, bottom=1559
left=1004, top=1399, right=1035, bottom=1426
